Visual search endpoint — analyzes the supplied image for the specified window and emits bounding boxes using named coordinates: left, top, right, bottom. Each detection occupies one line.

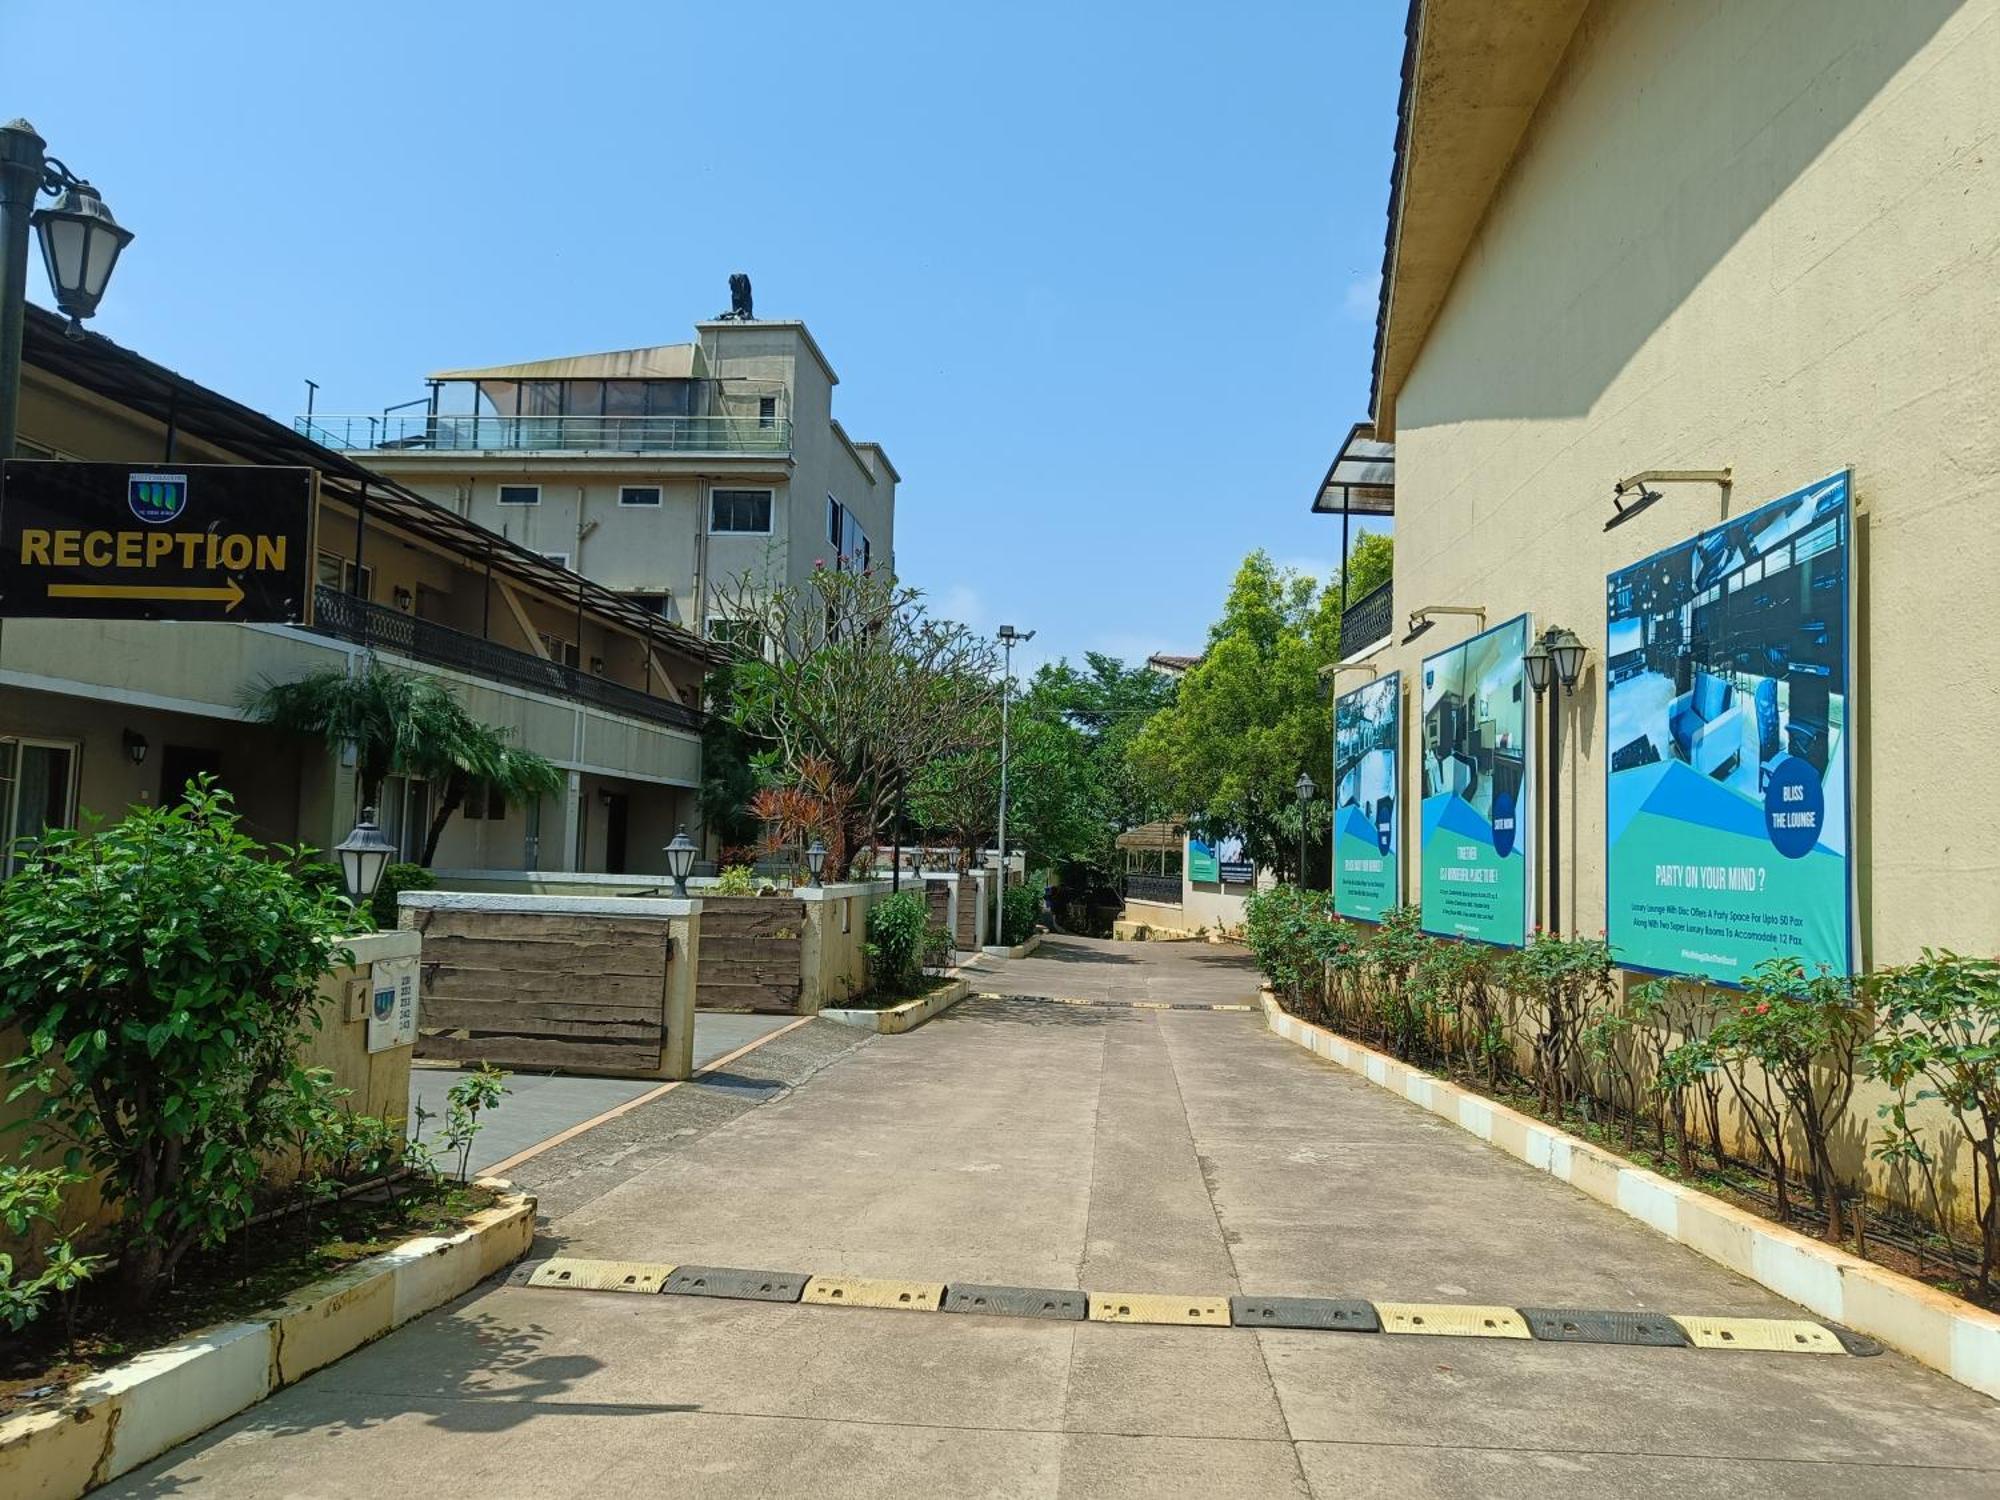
left=315, top=552, right=372, bottom=598
left=541, top=551, right=571, bottom=570
left=826, top=495, right=845, bottom=551
left=710, top=488, right=773, bottom=533
left=625, top=591, right=671, bottom=617
left=619, top=485, right=662, bottom=508
left=498, top=484, right=540, bottom=506
left=462, top=784, right=507, bottom=821
left=0, top=738, right=78, bottom=875
left=758, top=396, right=777, bottom=429
left=539, top=633, right=581, bottom=668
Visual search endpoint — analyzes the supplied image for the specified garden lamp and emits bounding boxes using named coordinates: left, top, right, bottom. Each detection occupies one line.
left=1523, top=637, right=1552, bottom=696
left=1294, top=770, right=1316, bottom=890
left=806, top=838, right=827, bottom=886
left=1549, top=627, right=1588, bottom=693
left=1295, top=770, right=1316, bottom=806
left=33, top=175, right=133, bottom=329
left=334, top=808, right=396, bottom=905
left=664, top=826, right=697, bottom=897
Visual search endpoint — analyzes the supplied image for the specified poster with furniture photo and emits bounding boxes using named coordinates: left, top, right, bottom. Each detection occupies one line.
left=1419, top=617, right=1531, bottom=945
left=1604, top=471, right=1853, bottom=982
left=1333, top=670, right=1401, bottom=922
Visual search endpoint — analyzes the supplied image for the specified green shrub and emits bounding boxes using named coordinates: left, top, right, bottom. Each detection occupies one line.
left=369, top=861, right=436, bottom=930
left=1243, top=884, right=1348, bottom=1020
left=1001, top=884, right=1040, bottom=947
left=0, top=1165, right=104, bottom=1334
left=922, top=922, right=957, bottom=971
left=866, top=890, right=930, bottom=995
left=0, top=784, right=352, bottom=1310
left=712, top=864, right=758, bottom=895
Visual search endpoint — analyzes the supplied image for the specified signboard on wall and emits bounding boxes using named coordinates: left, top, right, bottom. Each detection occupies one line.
left=1333, top=670, right=1401, bottom=922
left=1216, top=835, right=1254, bottom=885
left=367, top=953, right=420, bottom=1053
left=1604, top=472, right=1853, bottom=982
left=1419, top=616, right=1532, bottom=946
left=0, top=460, right=314, bottom=623
left=1187, top=837, right=1219, bottom=883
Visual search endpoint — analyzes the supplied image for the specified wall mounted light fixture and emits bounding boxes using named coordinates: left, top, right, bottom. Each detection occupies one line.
left=1607, top=468, right=1733, bottom=531
left=121, top=728, right=148, bottom=766
left=1404, top=603, right=1486, bottom=642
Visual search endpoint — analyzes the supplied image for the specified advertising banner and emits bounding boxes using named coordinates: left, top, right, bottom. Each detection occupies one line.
left=1333, top=670, right=1400, bottom=922
left=1216, top=835, right=1254, bottom=885
left=1187, top=837, right=1219, bottom=884
left=1419, top=617, right=1531, bottom=945
left=1605, top=472, right=1853, bottom=982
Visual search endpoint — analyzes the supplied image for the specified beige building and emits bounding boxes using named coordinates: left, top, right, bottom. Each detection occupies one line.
left=304, top=311, right=898, bottom=642
left=6, top=305, right=720, bottom=876
left=1319, top=0, right=1999, bottom=971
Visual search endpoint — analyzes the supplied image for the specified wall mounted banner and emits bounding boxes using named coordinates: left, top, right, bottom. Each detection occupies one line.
left=1333, top=670, right=1401, bottom=922
left=1187, top=837, right=1220, bottom=884
left=1604, top=471, right=1853, bottom=982
left=1419, top=616, right=1531, bottom=946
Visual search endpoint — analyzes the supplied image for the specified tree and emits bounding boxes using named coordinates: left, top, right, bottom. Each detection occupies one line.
left=710, top=566, right=1000, bottom=865
left=698, top=663, right=764, bottom=855
left=407, top=717, right=563, bottom=868
left=1125, top=538, right=1391, bottom=882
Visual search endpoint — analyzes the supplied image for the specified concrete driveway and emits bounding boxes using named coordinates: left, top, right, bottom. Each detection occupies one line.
left=103, top=937, right=2000, bottom=1497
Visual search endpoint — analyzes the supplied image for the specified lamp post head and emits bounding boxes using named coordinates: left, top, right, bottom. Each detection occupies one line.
left=663, top=826, right=697, bottom=897
left=1295, top=770, right=1316, bottom=805
left=1549, top=627, right=1588, bottom=692
left=334, top=808, right=397, bottom=909
left=1524, top=639, right=1553, bottom=696
left=32, top=177, right=133, bottom=330
left=806, top=838, right=827, bottom=886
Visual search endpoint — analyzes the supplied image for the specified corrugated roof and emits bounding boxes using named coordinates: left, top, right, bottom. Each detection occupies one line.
left=429, top=343, right=704, bottom=383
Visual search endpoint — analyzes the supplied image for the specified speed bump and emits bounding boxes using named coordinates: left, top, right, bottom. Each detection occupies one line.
left=1672, top=1316, right=1845, bottom=1354
left=664, top=1265, right=807, bottom=1303
left=1377, top=1302, right=1532, bottom=1339
left=523, top=1258, right=674, bottom=1294
left=1520, top=1307, right=1690, bottom=1347
left=1230, top=1296, right=1379, bottom=1332
left=1089, top=1292, right=1231, bottom=1326
left=802, top=1275, right=944, bottom=1312
left=942, top=1283, right=1088, bottom=1320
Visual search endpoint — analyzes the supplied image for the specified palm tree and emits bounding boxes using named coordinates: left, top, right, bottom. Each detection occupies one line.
left=407, top=714, right=563, bottom=867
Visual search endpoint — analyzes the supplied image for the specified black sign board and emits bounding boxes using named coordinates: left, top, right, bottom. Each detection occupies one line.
left=0, top=461, right=315, bottom=623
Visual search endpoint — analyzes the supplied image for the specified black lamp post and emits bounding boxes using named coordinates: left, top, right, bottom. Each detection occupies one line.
left=1294, top=769, right=1316, bottom=888
left=1, top=120, right=133, bottom=461
left=664, top=827, right=697, bottom=898
left=1526, top=627, right=1588, bottom=936
left=334, top=808, right=397, bottom=911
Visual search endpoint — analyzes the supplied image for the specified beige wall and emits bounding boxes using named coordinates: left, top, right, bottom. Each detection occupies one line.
left=1365, top=0, right=1998, bottom=969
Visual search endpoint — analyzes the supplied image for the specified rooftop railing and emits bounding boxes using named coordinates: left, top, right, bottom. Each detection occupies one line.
left=295, top=412, right=791, bottom=456
left=308, top=586, right=703, bottom=734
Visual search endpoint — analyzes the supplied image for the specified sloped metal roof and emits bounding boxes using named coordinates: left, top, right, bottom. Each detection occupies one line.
left=429, top=343, right=705, bottom=383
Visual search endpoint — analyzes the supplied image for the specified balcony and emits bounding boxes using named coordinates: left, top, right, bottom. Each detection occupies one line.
left=309, top=587, right=703, bottom=734
left=1340, top=577, right=1394, bottom=657
left=295, top=412, right=791, bottom=457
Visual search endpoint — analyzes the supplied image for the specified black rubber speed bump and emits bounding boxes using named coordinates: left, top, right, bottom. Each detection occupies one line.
left=1230, top=1296, right=1380, bottom=1332
left=663, top=1265, right=807, bottom=1303
left=1519, top=1307, right=1690, bottom=1347
left=942, top=1283, right=1088, bottom=1321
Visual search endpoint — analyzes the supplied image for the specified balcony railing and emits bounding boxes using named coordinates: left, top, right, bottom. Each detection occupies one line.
left=1121, top=872, right=1184, bottom=906
left=295, top=412, right=791, bottom=456
left=1340, top=577, right=1394, bottom=656
left=309, top=586, right=703, bottom=734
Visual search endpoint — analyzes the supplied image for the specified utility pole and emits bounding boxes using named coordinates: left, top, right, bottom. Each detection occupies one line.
left=995, top=624, right=1034, bottom=941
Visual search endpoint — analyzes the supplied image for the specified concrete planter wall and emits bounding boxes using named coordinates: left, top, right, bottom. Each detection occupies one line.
left=980, top=932, right=1043, bottom=960
left=821, top=976, right=971, bottom=1034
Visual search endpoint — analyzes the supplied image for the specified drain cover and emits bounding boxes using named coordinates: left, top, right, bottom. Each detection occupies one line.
left=1376, top=1302, right=1532, bottom=1339
left=942, top=1284, right=1087, bottom=1321
left=1672, top=1316, right=1845, bottom=1354
left=1519, top=1307, right=1690, bottom=1347
left=1230, top=1296, right=1380, bottom=1332
left=663, top=1265, right=807, bottom=1303
left=522, top=1258, right=674, bottom=1293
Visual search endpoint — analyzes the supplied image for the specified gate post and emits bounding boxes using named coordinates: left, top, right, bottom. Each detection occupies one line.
left=663, top=899, right=700, bottom=1078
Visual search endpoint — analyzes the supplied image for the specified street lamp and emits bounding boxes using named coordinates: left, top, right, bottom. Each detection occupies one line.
left=334, top=808, right=396, bottom=910
left=1548, top=627, right=1587, bottom=693
left=806, top=838, right=827, bottom=887
left=664, top=826, right=697, bottom=898
left=1527, top=625, right=1590, bottom=937
left=1295, top=769, right=1317, bottom=889
left=1, top=120, right=133, bottom=461
left=994, top=624, right=1035, bottom=941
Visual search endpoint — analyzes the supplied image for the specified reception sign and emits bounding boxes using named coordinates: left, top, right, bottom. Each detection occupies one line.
left=1419, top=617, right=1531, bottom=946
left=1333, top=670, right=1400, bottom=922
left=1605, top=472, right=1853, bottom=982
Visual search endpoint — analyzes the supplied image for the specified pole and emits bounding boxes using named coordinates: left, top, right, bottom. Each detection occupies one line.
left=995, top=634, right=1012, bottom=942
left=1548, top=681, right=1563, bottom=937
left=0, top=120, right=49, bottom=464
left=891, top=769, right=904, bottom=893
left=1299, top=808, right=1307, bottom=890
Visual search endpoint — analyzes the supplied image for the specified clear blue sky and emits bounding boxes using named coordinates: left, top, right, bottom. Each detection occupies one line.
left=4, top=1, right=1401, bottom=671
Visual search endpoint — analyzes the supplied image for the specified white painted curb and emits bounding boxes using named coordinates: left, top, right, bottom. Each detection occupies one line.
left=822, top=977, right=972, bottom=1034
left=0, top=1184, right=536, bottom=1499
left=979, top=933, right=1044, bottom=960
left=1260, top=994, right=2000, bottom=1401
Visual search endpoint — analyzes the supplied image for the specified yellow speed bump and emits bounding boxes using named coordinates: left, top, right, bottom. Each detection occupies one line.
left=1377, top=1302, right=1532, bottom=1339
left=802, top=1275, right=944, bottom=1312
left=526, top=1259, right=675, bottom=1294
left=1088, top=1292, right=1231, bottom=1326
left=1673, top=1316, right=1845, bottom=1354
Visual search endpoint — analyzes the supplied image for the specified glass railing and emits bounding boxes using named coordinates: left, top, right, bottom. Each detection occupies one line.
left=295, top=412, right=791, bottom=456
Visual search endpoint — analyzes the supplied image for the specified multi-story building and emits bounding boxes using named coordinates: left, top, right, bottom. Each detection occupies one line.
left=303, top=311, right=898, bottom=643
left=6, top=305, right=720, bottom=876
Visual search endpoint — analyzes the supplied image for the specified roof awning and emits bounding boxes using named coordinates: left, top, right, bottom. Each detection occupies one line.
left=1311, top=421, right=1395, bottom=516
left=1116, top=820, right=1186, bottom=852
left=429, top=343, right=705, bottom=383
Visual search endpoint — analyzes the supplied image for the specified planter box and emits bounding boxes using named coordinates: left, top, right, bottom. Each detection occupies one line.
left=821, top=977, right=971, bottom=1034
left=1259, top=995, right=2000, bottom=1402
left=979, top=932, right=1043, bottom=960
left=0, top=1184, right=535, bottom=1500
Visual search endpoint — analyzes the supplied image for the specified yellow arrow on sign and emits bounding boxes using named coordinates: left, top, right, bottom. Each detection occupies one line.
left=48, top=577, right=246, bottom=612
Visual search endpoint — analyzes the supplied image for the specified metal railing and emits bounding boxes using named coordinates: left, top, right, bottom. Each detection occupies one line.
left=1340, top=577, right=1394, bottom=655
left=1121, top=873, right=1184, bottom=906
left=294, top=412, right=792, bottom=456
left=309, top=587, right=703, bottom=733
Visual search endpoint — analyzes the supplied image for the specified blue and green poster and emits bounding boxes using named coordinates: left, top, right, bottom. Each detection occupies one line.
left=1605, top=472, right=1853, bottom=982
left=1419, top=617, right=1531, bottom=946
left=1187, top=838, right=1219, bottom=884
left=1333, top=671, right=1400, bottom=922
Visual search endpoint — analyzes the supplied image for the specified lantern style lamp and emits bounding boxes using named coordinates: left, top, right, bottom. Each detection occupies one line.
left=664, top=826, right=697, bottom=897
left=1524, top=637, right=1553, bottom=697
left=806, top=838, right=827, bottom=887
left=32, top=177, right=133, bottom=332
left=334, top=808, right=396, bottom=906
left=1295, top=770, right=1316, bottom=806
left=1549, top=627, right=1588, bottom=693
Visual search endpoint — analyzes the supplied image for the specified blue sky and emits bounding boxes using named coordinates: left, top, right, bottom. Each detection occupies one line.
left=3, top=1, right=1400, bottom=671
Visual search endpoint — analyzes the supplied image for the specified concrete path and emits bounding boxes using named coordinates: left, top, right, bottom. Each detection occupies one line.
left=107, top=937, right=2000, bottom=1497
left=961, top=933, right=1264, bottom=1005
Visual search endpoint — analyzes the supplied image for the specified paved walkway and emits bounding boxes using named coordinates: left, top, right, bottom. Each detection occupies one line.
left=108, top=937, right=2000, bottom=1497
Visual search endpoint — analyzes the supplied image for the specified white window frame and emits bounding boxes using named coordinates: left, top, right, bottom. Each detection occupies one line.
left=710, top=487, right=774, bottom=535
left=497, top=483, right=541, bottom=506
left=0, top=735, right=80, bottom=876
left=619, top=485, right=662, bottom=508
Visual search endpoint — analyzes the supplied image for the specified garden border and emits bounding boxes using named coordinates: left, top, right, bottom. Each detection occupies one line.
left=0, top=1183, right=536, bottom=1500
left=1260, top=993, right=2000, bottom=1401
left=979, top=933, right=1043, bottom=960
left=821, top=976, right=972, bottom=1034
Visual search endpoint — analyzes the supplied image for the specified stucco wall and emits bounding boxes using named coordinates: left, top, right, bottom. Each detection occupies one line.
left=1373, top=0, right=1998, bottom=968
